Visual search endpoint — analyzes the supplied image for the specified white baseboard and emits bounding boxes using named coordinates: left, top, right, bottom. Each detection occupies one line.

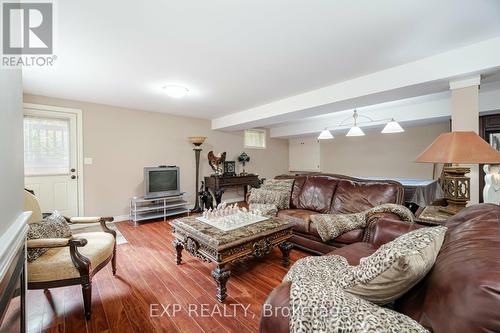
left=113, top=214, right=130, bottom=222
left=0, top=211, right=30, bottom=282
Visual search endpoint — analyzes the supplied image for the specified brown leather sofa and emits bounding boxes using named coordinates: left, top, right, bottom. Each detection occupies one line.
left=260, top=204, right=500, bottom=333
left=273, top=173, right=405, bottom=254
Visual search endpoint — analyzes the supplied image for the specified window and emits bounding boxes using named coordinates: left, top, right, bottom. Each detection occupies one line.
left=24, top=116, right=70, bottom=176
left=244, top=129, right=266, bottom=149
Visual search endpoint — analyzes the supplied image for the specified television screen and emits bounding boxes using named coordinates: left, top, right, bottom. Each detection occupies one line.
left=149, top=170, right=178, bottom=193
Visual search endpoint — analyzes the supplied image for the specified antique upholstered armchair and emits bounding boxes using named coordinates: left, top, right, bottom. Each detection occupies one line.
left=24, top=190, right=117, bottom=320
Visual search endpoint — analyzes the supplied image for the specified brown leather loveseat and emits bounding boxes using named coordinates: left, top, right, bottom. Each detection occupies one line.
left=260, top=204, right=500, bottom=333
left=273, top=173, right=405, bottom=254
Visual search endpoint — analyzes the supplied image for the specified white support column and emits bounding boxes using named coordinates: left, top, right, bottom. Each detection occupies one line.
left=450, top=75, right=480, bottom=205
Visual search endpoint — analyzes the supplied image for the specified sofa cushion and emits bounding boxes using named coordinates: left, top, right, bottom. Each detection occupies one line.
left=331, top=179, right=401, bottom=214
left=346, top=226, right=447, bottom=305
left=278, top=209, right=316, bottom=233
left=297, top=177, right=338, bottom=213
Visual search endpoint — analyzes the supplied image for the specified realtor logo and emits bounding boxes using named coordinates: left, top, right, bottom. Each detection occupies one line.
left=2, top=2, right=53, bottom=54
left=1, top=1, right=56, bottom=67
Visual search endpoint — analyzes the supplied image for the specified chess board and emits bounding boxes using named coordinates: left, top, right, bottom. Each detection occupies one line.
left=196, top=213, right=269, bottom=232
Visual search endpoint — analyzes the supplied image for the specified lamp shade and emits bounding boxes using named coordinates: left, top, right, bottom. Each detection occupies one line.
left=318, top=129, right=334, bottom=140
left=381, top=119, right=404, bottom=134
left=346, top=126, right=365, bottom=137
left=416, top=131, right=500, bottom=164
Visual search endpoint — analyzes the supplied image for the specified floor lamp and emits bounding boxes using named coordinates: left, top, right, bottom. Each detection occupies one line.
left=416, top=131, right=500, bottom=214
left=189, top=136, right=207, bottom=213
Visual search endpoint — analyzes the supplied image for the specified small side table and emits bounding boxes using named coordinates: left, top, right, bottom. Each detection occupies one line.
left=415, top=205, right=453, bottom=226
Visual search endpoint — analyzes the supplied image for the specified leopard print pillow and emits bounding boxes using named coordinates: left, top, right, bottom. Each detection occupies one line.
left=249, top=188, right=289, bottom=209
left=347, top=226, right=447, bottom=304
left=261, top=179, right=294, bottom=209
left=27, top=211, right=72, bottom=262
left=248, top=203, right=278, bottom=217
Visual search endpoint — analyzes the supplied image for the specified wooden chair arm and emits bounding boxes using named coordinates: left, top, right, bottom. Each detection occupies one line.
left=27, top=238, right=72, bottom=249
left=68, top=216, right=114, bottom=224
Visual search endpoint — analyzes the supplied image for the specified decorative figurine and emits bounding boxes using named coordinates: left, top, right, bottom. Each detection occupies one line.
left=238, top=152, right=250, bottom=175
left=198, top=181, right=213, bottom=211
left=208, top=151, right=226, bottom=176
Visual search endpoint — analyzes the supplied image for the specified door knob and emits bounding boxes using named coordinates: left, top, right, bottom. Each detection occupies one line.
left=71, top=175, right=76, bottom=179
left=71, top=168, right=76, bottom=172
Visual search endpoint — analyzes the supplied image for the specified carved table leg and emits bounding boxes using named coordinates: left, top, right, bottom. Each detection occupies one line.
left=211, top=264, right=231, bottom=302
left=172, top=239, right=183, bottom=265
left=279, top=241, right=293, bottom=267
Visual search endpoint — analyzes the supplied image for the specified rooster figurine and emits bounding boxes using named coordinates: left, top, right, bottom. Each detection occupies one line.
left=207, top=151, right=226, bottom=176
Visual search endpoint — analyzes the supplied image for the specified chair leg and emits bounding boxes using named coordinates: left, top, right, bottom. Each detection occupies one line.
left=112, top=244, right=117, bottom=275
left=82, top=282, right=92, bottom=320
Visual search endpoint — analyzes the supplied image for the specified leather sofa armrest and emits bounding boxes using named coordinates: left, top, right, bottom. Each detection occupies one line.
left=363, top=216, right=425, bottom=248
left=260, top=282, right=291, bottom=333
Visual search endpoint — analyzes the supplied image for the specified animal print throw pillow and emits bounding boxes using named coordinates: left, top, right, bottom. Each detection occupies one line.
left=346, top=226, right=447, bottom=304
left=249, top=188, right=289, bottom=209
left=260, top=179, right=294, bottom=209
left=27, top=211, right=72, bottom=262
left=248, top=203, right=278, bottom=217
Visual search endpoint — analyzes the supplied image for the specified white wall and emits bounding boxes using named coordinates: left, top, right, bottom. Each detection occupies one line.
left=0, top=68, right=24, bottom=235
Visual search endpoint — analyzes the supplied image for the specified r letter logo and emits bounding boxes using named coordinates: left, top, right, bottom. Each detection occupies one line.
left=2, top=2, right=53, bottom=54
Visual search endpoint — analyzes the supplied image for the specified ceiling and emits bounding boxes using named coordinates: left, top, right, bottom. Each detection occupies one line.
left=23, top=0, right=500, bottom=121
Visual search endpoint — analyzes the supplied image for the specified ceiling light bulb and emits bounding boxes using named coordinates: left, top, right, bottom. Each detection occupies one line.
left=382, top=119, right=405, bottom=134
left=318, top=129, right=334, bottom=140
left=163, top=85, right=189, bottom=98
left=346, top=126, right=365, bottom=137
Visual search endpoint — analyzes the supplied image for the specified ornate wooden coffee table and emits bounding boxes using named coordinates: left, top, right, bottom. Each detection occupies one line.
left=170, top=216, right=293, bottom=302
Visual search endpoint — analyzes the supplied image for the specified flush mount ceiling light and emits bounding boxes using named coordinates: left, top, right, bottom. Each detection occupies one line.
left=318, top=128, right=334, bottom=140
left=162, top=85, right=189, bottom=98
left=382, top=118, right=405, bottom=134
left=317, top=109, right=405, bottom=139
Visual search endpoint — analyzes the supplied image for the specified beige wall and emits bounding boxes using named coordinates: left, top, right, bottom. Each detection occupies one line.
left=0, top=68, right=24, bottom=236
left=320, top=122, right=449, bottom=178
left=23, top=94, right=289, bottom=217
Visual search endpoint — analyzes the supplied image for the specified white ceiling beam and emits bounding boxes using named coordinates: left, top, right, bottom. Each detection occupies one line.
left=270, top=92, right=451, bottom=138
left=270, top=81, right=500, bottom=138
left=212, top=37, right=500, bottom=131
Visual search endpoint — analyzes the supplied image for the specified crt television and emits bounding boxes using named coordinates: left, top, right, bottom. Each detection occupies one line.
left=144, top=166, right=180, bottom=198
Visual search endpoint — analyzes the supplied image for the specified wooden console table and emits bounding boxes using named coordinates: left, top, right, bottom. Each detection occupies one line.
left=204, top=174, right=260, bottom=205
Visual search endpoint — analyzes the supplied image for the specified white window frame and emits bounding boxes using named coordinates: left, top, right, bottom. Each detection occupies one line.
left=244, top=129, right=266, bottom=149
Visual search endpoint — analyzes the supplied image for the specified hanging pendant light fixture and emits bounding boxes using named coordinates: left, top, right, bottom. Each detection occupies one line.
left=318, top=128, right=334, bottom=140
left=382, top=118, right=405, bottom=134
left=346, top=110, right=365, bottom=137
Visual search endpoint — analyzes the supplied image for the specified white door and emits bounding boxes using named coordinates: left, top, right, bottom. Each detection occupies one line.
left=24, top=109, right=79, bottom=217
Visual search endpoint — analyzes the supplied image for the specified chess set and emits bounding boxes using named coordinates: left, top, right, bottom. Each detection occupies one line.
left=196, top=202, right=269, bottom=232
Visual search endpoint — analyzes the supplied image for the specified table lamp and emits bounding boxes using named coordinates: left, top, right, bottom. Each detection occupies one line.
left=416, top=131, right=500, bottom=214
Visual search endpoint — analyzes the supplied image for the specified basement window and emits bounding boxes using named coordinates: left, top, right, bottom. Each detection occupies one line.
left=244, top=129, right=266, bottom=149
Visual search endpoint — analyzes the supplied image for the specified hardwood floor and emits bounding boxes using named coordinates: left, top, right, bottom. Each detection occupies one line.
left=27, top=217, right=308, bottom=333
